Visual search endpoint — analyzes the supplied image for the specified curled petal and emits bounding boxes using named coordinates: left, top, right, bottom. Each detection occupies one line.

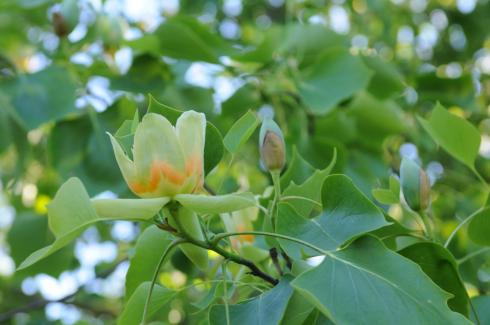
left=108, top=133, right=137, bottom=189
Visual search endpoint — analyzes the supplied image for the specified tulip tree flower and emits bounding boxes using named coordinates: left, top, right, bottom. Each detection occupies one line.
left=16, top=110, right=258, bottom=271
left=108, top=111, right=206, bottom=198
left=106, top=110, right=256, bottom=269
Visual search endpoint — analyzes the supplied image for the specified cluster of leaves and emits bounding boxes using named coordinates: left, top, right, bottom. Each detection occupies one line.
left=2, top=0, right=490, bottom=324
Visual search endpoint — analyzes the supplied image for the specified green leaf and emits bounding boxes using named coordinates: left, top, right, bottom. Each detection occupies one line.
left=125, top=226, right=173, bottom=298
left=48, top=115, right=91, bottom=174
left=148, top=96, right=224, bottom=174
left=362, top=55, right=405, bottom=99
left=209, top=278, right=294, bottom=325
left=282, top=148, right=336, bottom=217
left=7, top=213, right=73, bottom=277
left=110, top=54, right=169, bottom=93
left=18, top=178, right=168, bottom=270
left=1, top=65, right=78, bottom=130
left=280, top=24, right=345, bottom=66
left=399, top=242, right=470, bottom=316
left=175, top=192, right=257, bottom=215
left=292, top=236, right=471, bottom=325
left=418, top=102, right=481, bottom=170
left=151, top=17, right=235, bottom=63
left=468, top=207, right=490, bottom=246
left=221, top=84, right=261, bottom=121
left=277, top=174, right=389, bottom=258
left=471, top=295, right=490, bottom=324
left=223, top=110, right=260, bottom=154
left=280, top=291, right=315, bottom=325
left=348, top=92, right=407, bottom=139
left=372, top=188, right=399, bottom=205
left=118, top=282, right=173, bottom=325
left=280, top=147, right=316, bottom=189
left=193, top=281, right=234, bottom=311
left=298, top=48, right=373, bottom=115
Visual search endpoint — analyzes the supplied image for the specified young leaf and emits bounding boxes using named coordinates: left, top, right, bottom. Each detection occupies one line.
left=280, top=147, right=316, bottom=189
left=223, top=110, right=260, bottom=154
left=292, top=236, right=472, bottom=325
left=209, top=278, right=294, bottom=325
left=118, top=282, right=173, bottom=325
left=282, top=148, right=337, bottom=216
left=125, top=226, right=173, bottom=298
left=418, top=103, right=480, bottom=171
left=372, top=189, right=399, bottom=205
left=277, top=174, right=389, bottom=258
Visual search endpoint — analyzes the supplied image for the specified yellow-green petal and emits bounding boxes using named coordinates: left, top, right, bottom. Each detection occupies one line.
left=175, top=110, right=206, bottom=162
left=108, top=133, right=137, bottom=187
left=133, top=113, right=185, bottom=176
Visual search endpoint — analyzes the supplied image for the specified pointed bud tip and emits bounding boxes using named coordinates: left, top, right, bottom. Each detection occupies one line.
left=259, top=119, right=286, bottom=172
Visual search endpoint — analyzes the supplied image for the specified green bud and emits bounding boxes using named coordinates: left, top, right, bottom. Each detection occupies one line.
left=52, top=0, right=79, bottom=37
left=400, top=157, right=431, bottom=212
left=259, top=118, right=286, bottom=172
left=95, top=14, right=124, bottom=50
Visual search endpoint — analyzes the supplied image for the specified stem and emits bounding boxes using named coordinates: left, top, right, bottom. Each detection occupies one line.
left=419, top=210, right=434, bottom=241
left=170, top=207, right=279, bottom=286
left=270, top=170, right=281, bottom=230
left=473, top=168, right=489, bottom=190
left=212, top=231, right=327, bottom=255
left=444, top=208, right=482, bottom=248
left=211, top=244, right=278, bottom=285
left=141, top=239, right=186, bottom=325
left=457, top=247, right=490, bottom=265
left=222, top=262, right=231, bottom=325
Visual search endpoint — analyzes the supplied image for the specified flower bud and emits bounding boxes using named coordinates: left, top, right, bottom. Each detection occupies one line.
left=400, top=157, right=431, bottom=211
left=108, top=111, right=206, bottom=198
left=52, top=0, right=79, bottom=37
left=259, top=118, right=286, bottom=172
left=95, top=14, right=124, bottom=51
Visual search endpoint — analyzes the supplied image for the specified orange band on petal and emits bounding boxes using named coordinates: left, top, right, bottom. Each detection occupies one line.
left=161, top=162, right=185, bottom=185
left=150, top=161, right=186, bottom=186
left=129, top=181, right=147, bottom=194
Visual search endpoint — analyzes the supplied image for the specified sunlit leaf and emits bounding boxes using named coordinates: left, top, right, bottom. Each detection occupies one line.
left=418, top=103, right=480, bottom=170
left=277, top=174, right=389, bottom=258
left=292, top=236, right=471, bottom=324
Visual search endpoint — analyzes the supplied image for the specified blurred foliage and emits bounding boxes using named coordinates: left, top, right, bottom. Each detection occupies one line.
left=1, top=0, right=490, bottom=324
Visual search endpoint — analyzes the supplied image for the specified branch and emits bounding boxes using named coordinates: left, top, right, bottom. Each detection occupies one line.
left=169, top=206, right=279, bottom=286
